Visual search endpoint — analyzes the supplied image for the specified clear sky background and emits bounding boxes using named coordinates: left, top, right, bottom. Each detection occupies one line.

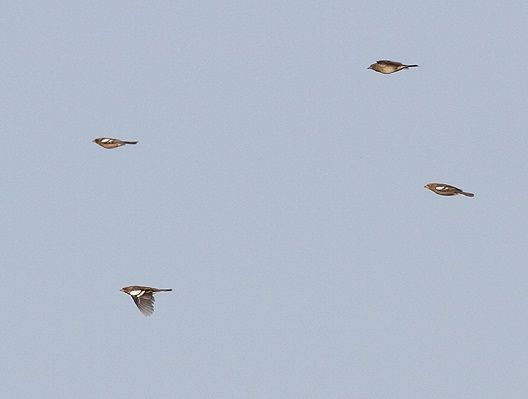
left=2, top=1, right=528, bottom=398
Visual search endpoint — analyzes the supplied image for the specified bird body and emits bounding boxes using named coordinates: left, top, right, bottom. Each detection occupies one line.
left=120, top=286, right=172, bottom=316
left=93, top=137, right=138, bottom=149
left=424, top=183, right=474, bottom=197
left=368, top=60, right=418, bottom=74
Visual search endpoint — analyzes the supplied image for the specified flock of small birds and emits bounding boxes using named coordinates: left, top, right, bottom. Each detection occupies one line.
left=93, top=137, right=171, bottom=316
left=95, top=59, right=474, bottom=316
left=367, top=60, right=474, bottom=198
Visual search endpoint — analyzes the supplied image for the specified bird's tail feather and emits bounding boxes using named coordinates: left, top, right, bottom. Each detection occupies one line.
left=124, top=141, right=138, bottom=144
left=158, top=288, right=172, bottom=292
left=405, top=64, right=419, bottom=68
left=461, top=191, right=474, bottom=197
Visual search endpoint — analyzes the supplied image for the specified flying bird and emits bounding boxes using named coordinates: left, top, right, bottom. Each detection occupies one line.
left=368, top=60, right=419, bottom=74
left=424, top=183, right=474, bottom=197
left=93, top=137, right=138, bottom=149
left=120, top=286, right=172, bottom=316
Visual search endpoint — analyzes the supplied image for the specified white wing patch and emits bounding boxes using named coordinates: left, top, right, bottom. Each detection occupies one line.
left=435, top=186, right=446, bottom=190
left=129, top=290, right=142, bottom=296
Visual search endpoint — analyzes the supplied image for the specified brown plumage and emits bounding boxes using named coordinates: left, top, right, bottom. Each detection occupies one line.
left=120, top=286, right=172, bottom=316
left=93, top=137, right=138, bottom=149
left=424, top=183, right=474, bottom=197
left=368, top=60, right=419, bottom=74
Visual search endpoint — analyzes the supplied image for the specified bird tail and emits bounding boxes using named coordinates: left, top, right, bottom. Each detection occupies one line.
left=405, top=64, right=419, bottom=68
left=158, top=288, right=172, bottom=292
left=461, top=191, right=474, bottom=197
left=124, top=140, right=138, bottom=144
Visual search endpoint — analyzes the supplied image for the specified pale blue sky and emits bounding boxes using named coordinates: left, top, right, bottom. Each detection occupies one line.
left=2, top=1, right=528, bottom=398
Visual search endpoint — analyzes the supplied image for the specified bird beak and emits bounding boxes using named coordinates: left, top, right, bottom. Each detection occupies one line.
left=120, top=288, right=125, bottom=292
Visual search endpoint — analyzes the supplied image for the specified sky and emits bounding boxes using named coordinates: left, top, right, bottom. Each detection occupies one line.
left=2, top=1, right=528, bottom=398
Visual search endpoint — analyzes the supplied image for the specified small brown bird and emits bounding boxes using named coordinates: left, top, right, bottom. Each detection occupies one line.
left=120, top=286, right=172, bottom=316
left=93, top=137, right=138, bottom=149
left=368, top=60, right=419, bottom=74
left=424, top=183, right=474, bottom=197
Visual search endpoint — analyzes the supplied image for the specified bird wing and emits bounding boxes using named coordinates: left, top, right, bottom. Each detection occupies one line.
left=441, top=184, right=461, bottom=193
left=377, top=60, right=402, bottom=66
left=132, top=292, right=155, bottom=316
left=100, top=138, right=116, bottom=144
